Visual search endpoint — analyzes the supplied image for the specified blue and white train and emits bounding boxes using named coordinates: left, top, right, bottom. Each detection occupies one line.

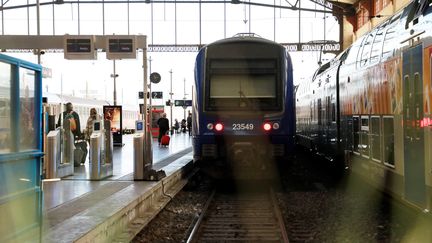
left=296, top=0, right=432, bottom=212
left=192, top=34, right=295, bottom=177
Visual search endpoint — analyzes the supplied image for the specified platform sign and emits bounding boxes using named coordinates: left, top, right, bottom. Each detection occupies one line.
left=152, top=91, right=163, bottom=99
left=184, top=100, right=192, bottom=106
left=174, top=100, right=184, bottom=106
left=63, top=35, right=96, bottom=60
left=106, top=36, right=137, bottom=60
left=103, top=105, right=123, bottom=146
left=174, top=100, right=192, bottom=107
left=139, top=91, right=162, bottom=99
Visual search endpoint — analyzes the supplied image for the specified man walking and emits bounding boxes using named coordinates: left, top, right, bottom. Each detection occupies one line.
left=157, top=113, right=169, bottom=145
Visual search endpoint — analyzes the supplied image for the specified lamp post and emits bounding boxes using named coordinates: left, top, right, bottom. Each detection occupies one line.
left=183, top=78, right=187, bottom=120
left=149, top=56, right=152, bottom=136
left=169, top=69, right=173, bottom=134
left=111, top=60, right=118, bottom=105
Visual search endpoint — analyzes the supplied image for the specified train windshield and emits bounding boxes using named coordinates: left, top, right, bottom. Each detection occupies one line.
left=206, top=59, right=281, bottom=111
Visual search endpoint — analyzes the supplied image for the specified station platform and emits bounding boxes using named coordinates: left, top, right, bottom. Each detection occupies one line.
left=40, top=133, right=194, bottom=243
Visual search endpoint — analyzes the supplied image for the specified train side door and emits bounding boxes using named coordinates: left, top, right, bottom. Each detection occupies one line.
left=402, top=44, right=425, bottom=207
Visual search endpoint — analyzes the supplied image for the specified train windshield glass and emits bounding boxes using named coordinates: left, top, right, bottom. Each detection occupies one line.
left=206, top=59, right=281, bottom=111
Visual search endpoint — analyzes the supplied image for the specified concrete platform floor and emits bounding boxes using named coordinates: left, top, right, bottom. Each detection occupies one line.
left=42, top=133, right=192, bottom=211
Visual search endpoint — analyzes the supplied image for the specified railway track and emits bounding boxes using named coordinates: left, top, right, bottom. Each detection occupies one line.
left=186, top=188, right=289, bottom=243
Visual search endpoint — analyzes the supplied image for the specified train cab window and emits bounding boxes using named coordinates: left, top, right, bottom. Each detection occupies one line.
left=358, top=32, right=375, bottom=67
left=326, top=96, right=331, bottom=125
left=19, top=67, right=36, bottom=151
left=206, top=59, right=281, bottom=111
left=353, top=116, right=360, bottom=153
left=360, top=116, right=370, bottom=158
left=370, top=116, right=381, bottom=162
left=331, top=103, right=336, bottom=122
left=317, top=99, right=322, bottom=125
left=383, top=116, right=395, bottom=167
left=0, top=62, right=11, bottom=153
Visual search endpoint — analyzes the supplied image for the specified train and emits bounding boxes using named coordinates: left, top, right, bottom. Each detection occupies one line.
left=42, top=92, right=140, bottom=134
left=192, top=34, right=296, bottom=178
left=296, top=0, right=432, bottom=211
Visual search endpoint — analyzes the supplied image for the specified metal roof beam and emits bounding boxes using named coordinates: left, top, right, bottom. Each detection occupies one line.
left=0, top=0, right=339, bottom=15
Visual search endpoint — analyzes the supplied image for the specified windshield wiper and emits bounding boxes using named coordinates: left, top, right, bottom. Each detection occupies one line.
left=238, top=90, right=258, bottom=109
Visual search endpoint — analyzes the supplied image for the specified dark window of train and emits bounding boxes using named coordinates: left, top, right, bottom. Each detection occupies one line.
left=360, top=116, right=370, bottom=157
left=403, top=75, right=410, bottom=119
left=383, top=117, right=395, bottom=166
left=359, top=32, right=375, bottom=67
left=353, top=116, right=360, bottom=153
left=326, top=96, right=331, bottom=125
left=332, top=103, right=336, bottom=122
left=370, top=116, right=381, bottom=162
left=317, top=99, right=322, bottom=125
left=206, top=59, right=280, bottom=111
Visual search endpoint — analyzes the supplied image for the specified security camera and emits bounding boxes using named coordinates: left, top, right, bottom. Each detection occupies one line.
left=34, top=49, right=46, bottom=55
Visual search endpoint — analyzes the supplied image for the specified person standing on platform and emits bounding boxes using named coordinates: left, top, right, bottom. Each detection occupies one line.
left=85, top=108, right=101, bottom=144
left=174, top=119, right=180, bottom=133
left=157, top=113, right=169, bottom=145
left=187, top=112, right=192, bottom=136
left=57, top=102, right=81, bottom=142
left=181, top=119, right=187, bottom=133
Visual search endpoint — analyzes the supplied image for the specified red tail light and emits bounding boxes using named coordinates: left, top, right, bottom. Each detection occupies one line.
left=215, top=123, right=224, bottom=132
left=263, top=122, right=272, bottom=131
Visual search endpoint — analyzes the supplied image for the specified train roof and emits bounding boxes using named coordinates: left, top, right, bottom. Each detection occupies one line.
left=204, top=33, right=283, bottom=49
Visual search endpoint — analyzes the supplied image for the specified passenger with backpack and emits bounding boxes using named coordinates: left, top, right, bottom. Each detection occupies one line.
left=57, top=102, right=82, bottom=141
left=57, top=102, right=85, bottom=166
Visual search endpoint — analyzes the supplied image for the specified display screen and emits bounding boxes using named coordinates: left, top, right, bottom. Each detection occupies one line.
left=66, top=39, right=92, bottom=53
left=108, top=39, right=133, bottom=53
left=136, top=121, right=143, bottom=131
left=93, top=121, right=101, bottom=132
left=103, top=106, right=122, bottom=133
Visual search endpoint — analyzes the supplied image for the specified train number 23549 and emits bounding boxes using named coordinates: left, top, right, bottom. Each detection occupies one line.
left=232, top=123, right=254, bottom=130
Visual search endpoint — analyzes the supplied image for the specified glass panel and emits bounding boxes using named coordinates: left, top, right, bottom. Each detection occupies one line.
left=383, top=117, right=395, bottom=166
left=317, top=99, right=322, bottom=126
left=381, top=23, right=398, bottom=59
left=359, top=33, right=374, bottom=67
left=360, top=116, right=369, bottom=157
left=207, top=59, right=279, bottom=111
left=0, top=62, right=12, bottom=154
left=210, top=74, right=276, bottom=98
left=370, top=25, right=386, bottom=64
left=353, top=116, right=360, bottom=152
left=371, top=117, right=381, bottom=161
left=19, top=68, right=36, bottom=151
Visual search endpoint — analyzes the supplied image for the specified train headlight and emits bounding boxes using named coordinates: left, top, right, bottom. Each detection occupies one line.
left=207, top=123, right=214, bottom=130
left=263, top=122, right=272, bottom=131
left=273, top=122, right=280, bottom=130
left=215, top=123, right=224, bottom=132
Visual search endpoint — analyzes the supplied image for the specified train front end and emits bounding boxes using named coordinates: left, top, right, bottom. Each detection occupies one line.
left=193, top=36, right=295, bottom=178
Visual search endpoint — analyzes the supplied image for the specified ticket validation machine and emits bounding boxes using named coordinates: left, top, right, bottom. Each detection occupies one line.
left=45, top=119, right=74, bottom=179
left=89, top=120, right=113, bottom=180
left=133, top=120, right=146, bottom=180
left=134, top=120, right=166, bottom=180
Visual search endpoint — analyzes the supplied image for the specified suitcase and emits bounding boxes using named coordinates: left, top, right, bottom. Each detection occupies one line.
left=74, top=140, right=88, bottom=166
left=161, top=135, right=170, bottom=146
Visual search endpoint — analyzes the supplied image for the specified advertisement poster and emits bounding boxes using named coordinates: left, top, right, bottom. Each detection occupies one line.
left=103, top=105, right=123, bottom=146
